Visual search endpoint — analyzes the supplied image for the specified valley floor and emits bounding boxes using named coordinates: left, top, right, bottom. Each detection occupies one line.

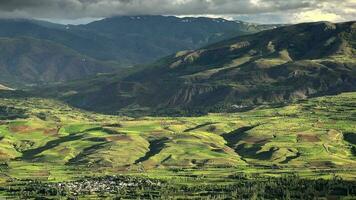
left=0, top=92, right=355, bottom=198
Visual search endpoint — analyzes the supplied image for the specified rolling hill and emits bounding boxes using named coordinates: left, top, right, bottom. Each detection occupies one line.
left=48, top=21, right=356, bottom=115
left=0, top=92, right=355, bottom=179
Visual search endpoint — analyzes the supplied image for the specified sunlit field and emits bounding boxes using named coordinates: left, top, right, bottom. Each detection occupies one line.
left=0, top=92, right=355, bottom=198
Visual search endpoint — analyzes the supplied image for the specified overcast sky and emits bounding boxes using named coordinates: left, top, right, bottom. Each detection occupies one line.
left=0, top=0, right=355, bottom=24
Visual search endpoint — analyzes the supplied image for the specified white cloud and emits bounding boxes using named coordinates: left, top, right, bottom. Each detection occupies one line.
left=293, top=10, right=344, bottom=23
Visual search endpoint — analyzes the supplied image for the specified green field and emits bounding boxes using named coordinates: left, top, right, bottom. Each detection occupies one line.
left=0, top=92, right=355, bottom=198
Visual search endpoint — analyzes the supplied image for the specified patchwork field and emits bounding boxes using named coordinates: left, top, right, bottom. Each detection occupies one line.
left=0, top=92, right=355, bottom=198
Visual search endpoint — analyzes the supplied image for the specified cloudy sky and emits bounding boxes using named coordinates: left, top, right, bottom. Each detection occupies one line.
left=0, top=0, right=355, bottom=24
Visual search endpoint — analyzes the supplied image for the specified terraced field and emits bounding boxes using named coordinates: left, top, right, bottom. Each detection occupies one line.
left=0, top=93, right=355, bottom=198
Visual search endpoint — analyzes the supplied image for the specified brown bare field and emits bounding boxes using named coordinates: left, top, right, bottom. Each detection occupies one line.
left=297, top=134, right=321, bottom=142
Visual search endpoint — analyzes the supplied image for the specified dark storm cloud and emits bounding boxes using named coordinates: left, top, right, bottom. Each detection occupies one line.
left=0, top=0, right=354, bottom=23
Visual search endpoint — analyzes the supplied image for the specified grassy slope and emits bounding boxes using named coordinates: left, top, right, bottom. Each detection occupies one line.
left=0, top=92, right=354, bottom=184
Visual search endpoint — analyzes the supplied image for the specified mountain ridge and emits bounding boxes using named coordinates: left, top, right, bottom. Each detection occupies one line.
left=0, top=15, right=278, bottom=87
left=42, top=21, right=356, bottom=115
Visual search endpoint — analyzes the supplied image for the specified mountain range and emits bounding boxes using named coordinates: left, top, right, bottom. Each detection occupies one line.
left=0, top=16, right=277, bottom=87
left=35, top=21, right=356, bottom=115
left=0, top=16, right=354, bottom=116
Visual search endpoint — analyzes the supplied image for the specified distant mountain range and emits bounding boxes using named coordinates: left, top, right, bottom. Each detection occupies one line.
left=40, top=21, right=355, bottom=115
left=0, top=37, right=118, bottom=87
left=0, top=16, right=278, bottom=87
left=81, top=16, right=278, bottom=64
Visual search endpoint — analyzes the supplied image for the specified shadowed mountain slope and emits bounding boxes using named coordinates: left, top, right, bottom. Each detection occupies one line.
left=46, top=21, right=355, bottom=115
left=82, top=15, right=278, bottom=64
left=0, top=37, right=117, bottom=87
left=0, top=16, right=276, bottom=87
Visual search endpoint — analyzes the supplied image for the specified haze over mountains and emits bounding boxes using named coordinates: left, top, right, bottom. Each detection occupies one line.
left=0, top=15, right=277, bottom=87
left=37, top=21, right=356, bottom=115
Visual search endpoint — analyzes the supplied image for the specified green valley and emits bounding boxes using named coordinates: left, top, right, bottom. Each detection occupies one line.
left=0, top=92, right=355, bottom=198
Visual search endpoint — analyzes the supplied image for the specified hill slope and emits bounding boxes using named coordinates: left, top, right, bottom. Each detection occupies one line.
left=0, top=37, right=118, bottom=87
left=51, top=21, right=356, bottom=115
left=0, top=19, right=116, bottom=63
